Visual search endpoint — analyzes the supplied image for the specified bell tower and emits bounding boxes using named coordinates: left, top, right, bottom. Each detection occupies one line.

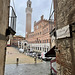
left=26, top=0, right=32, bottom=37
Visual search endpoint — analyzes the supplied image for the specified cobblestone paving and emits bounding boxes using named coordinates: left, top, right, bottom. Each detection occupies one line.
left=5, top=47, right=51, bottom=75
left=6, top=47, right=41, bottom=64
left=5, top=61, right=50, bottom=75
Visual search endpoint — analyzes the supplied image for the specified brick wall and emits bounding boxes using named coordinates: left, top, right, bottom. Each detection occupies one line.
left=26, top=16, right=52, bottom=44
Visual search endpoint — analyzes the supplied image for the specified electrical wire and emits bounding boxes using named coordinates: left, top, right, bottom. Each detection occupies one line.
left=49, top=0, right=54, bottom=32
left=11, top=0, right=16, bottom=12
left=49, top=0, right=54, bottom=20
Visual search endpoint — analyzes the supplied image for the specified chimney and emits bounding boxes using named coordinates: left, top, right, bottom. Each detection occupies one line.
left=41, top=15, right=44, bottom=20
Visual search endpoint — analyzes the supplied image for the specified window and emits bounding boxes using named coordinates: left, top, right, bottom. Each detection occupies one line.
left=43, top=48, right=44, bottom=51
left=45, top=40, right=46, bottom=43
left=43, top=40, right=44, bottom=43
left=37, top=38, right=38, bottom=41
left=29, top=4, right=31, bottom=7
left=40, top=47, right=41, bottom=50
left=37, top=26, right=38, bottom=29
left=47, top=39, right=48, bottom=43
left=22, top=45, right=23, bottom=49
left=38, top=47, right=39, bottom=50
left=45, top=48, right=46, bottom=51
left=36, top=47, right=37, bottom=50
left=47, top=28, right=48, bottom=31
left=38, top=41, right=39, bottom=43
left=47, top=48, right=48, bottom=51
left=40, top=25, right=41, bottom=28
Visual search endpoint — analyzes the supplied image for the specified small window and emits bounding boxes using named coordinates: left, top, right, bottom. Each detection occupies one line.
left=43, top=40, right=44, bottom=43
left=22, top=46, right=23, bottom=49
left=47, top=48, right=48, bottom=51
left=36, top=47, right=37, bottom=50
left=45, top=40, right=46, bottom=43
left=40, top=47, right=41, bottom=50
left=47, top=28, right=48, bottom=31
left=37, top=26, right=38, bottom=29
left=47, top=39, right=48, bottom=43
left=38, top=47, right=39, bottom=50
left=40, top=25, right=41, bottom=28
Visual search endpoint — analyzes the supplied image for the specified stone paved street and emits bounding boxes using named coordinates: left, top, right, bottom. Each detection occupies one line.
left=6, top=47, right=41, bottom=64
left=5, top=61, right=50, bottom=75
left=5, top=47, right=51, bottom=75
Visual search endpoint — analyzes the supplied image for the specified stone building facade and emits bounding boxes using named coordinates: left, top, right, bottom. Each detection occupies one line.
left=18, top=40, right=29, bottom=51
left=10, top=35, right=25, bottom=47
left=0, top=0, right=16, bottom=75
left=0, top=0, right=10, bottom=75
left=54, top=0, right=75, bottom=75
left=26, top=15, right=54, bottom=53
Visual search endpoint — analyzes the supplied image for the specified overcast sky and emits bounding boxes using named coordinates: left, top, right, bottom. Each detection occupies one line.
left=10, top=0, right=53, bottom=37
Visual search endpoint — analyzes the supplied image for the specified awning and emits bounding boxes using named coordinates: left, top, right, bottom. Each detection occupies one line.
left=45, top=46, right=56, bottom=57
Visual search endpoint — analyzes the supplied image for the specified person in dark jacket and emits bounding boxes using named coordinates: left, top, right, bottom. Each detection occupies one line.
left=16, top=58, right=19, bottom=66
left=34, top=56, right=37, bottom=64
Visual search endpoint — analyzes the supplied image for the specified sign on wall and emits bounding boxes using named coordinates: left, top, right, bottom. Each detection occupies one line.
left=56, top=25, right=70, bottom=39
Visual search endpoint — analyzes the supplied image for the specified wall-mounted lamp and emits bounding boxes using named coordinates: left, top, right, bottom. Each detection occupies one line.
left=54, top=47, right=60, bottom=53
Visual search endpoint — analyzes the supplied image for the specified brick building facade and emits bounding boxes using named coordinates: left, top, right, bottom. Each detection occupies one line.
left=26, top=15, right=54, bottom=53
left=54, top=0, right=75, bottom=75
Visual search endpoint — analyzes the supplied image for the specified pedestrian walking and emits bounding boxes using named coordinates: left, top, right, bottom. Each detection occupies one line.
left=16, top=58, right=19, bottom=66
left=34, top=56, right=37, bottom=64
left=41, top=58, right=42, bottom=62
